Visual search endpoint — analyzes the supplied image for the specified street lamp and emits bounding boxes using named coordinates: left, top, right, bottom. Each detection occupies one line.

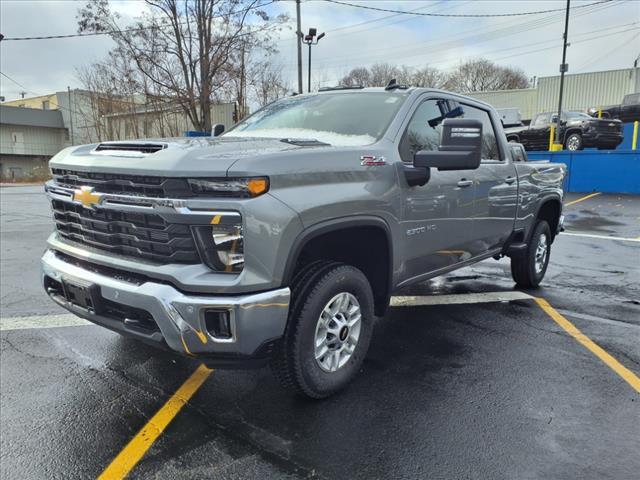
left=302, top=28, right=325, bottom=93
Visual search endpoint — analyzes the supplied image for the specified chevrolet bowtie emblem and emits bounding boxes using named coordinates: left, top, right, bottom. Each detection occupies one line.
left=73, top=186, right=103, bottom=208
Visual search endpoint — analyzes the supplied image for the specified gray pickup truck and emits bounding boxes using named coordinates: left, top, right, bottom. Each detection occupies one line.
left=42, top=86, right=566, bottom=398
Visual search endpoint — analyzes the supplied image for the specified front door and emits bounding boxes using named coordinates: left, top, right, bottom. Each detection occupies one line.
left=398, top=97, right=477, bottom=282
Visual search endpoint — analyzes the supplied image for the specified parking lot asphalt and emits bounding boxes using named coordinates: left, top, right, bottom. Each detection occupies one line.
left=1, top=186, right=639, bottom=479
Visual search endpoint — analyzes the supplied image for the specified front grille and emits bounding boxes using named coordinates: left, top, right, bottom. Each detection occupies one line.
left=593, top=122, right=621, bottom=133
left=51, top=199, right=200, bottom=263
left=51, top=169, right=193, bottom=198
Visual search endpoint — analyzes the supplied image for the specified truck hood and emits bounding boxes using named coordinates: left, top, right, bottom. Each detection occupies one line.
left=504, top=125, right=529, bottom=135
left=567, top=117, right=622, bottom=129
left=49, top=136, right=331, bottom=177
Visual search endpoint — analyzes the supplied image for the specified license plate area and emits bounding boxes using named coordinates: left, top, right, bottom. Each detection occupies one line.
left=62, top=277, right=102, bottom=314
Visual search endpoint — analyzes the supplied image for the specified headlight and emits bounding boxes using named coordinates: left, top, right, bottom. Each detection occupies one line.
left=192, top=216, right=244, bottom=273
left=188, top=177, right=269, bottom=198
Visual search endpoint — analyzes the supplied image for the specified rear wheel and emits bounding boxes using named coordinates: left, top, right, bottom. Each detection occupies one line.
left=510, top=220, right=551, bottom=288
left=271, top=261, right=374, bottom=398
left=564, top=133, right=583, bottom=151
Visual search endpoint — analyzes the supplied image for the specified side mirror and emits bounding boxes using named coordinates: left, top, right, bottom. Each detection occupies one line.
left=212, top=124, right=225, bottom=137
left=413, top=119, right=483, bottom=171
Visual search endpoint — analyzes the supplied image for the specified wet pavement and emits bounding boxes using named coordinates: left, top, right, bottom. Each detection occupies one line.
left=1, top=186, right=639, bottom=479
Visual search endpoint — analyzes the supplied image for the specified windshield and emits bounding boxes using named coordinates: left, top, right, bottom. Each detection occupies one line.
left=225, top=92, right=408, bottom=146
left=565, top=111, right=591, bottom=120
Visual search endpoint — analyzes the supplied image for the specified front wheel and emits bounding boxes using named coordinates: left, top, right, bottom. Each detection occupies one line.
left=270, top=262, right=374, bottom=398
left=510, top=220, right=551, bottom=288
left=565, top=133, right=583, bottom=151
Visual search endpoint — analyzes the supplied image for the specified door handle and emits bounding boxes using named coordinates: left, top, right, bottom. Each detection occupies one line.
left=457, top=179, right=473, bottom=188
left=505, top=176, right=516, bottom=185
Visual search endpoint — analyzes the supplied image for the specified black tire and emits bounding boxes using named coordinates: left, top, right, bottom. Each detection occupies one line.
left=510, top=220, right=551, bottom=288
left=564, top=133, right=583, bottom=151
left=270, top=261, right=375, bottom=399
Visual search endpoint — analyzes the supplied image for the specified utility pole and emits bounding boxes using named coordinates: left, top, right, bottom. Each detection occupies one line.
left=67, top=86, right=75, bottom=145
left=302, top=28, right=325, bottom=93
left=555, top=0, right=570, bottom=145
left=296, top=0, right=303, bottom=94
left=240, top=40, right=246, bottom=120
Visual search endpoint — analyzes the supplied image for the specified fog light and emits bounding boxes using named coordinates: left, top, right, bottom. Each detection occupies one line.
left=204, top=310, right=232, bottom=339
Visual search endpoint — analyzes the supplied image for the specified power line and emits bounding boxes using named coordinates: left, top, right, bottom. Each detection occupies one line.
left=278, top=0, right=623, bottom=69
left=0, top=0, right=277, bottom=41
left=311, top=23, right=640, bottom=87
left=321, top=0, right=614, bottom=18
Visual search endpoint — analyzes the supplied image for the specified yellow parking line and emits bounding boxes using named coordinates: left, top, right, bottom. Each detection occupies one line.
left=564, top=192, right=601, bottom=207
left=535, top=298, right=640, bottom=393
left=98, top=364, right=213, bottom=479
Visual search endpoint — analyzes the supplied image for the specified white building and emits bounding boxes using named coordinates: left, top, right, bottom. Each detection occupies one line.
left=0, top=105, right=69, bottom=181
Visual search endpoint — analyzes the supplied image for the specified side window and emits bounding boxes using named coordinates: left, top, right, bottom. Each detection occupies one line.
left=458, top=103, right=500, bottom=160
left=399, top=99, right=442, bottom=163
left=533, top=113, right=550, bottom=127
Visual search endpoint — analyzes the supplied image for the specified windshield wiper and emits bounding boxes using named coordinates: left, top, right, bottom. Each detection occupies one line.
left=280, top=138, right=330, bottom=146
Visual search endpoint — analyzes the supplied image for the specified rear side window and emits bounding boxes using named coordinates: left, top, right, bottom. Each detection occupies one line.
left=458, top=104, right=501, bottom=160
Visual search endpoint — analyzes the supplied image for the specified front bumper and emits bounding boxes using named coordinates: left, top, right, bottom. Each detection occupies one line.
left=582, top=131, right=623, bottom=147
left=41, top=249, right=290, bottom=367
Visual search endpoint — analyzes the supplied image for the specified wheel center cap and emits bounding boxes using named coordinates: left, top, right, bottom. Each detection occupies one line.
left=339, top=326, right=349, bottom=342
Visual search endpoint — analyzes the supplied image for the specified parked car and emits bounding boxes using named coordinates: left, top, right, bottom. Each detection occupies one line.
left=589, top=92, right=640, bottom=123
left=505, top=111, right=623, bottom=151
left=42, top=87, right=566, bottom=398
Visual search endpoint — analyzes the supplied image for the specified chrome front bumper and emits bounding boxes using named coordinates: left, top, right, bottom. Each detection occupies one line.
left=41, top=249, right=290, bottom=361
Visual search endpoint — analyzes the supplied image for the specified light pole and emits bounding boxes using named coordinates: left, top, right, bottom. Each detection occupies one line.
left=302, top=28, right=325, bottom=93
left=295, top=0, right=303, bottom=94
left=555, top=0, right=570, bottom=146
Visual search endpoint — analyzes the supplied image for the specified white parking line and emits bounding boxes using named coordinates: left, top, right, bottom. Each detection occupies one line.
left=390, top=291, right=533, bottom=307
left=561, top=232, right=640, bottom=242
left=0, top=314, right=91, bottom=331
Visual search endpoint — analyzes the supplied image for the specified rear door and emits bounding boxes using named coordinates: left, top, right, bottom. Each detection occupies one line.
left=398, top=96, right=476, bottom=281
left=459, top=103, right=518, bottom=256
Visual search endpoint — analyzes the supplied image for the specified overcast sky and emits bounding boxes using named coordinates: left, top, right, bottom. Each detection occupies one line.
left=1, top=0, right=638, bottom=101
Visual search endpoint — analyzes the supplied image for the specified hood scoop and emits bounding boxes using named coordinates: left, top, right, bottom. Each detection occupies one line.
left=93, top=142, right=168, bottom=156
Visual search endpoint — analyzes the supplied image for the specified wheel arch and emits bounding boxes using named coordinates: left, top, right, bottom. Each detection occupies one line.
left=563, top=128, right=583, bottom=143
left=283, top=216, right=394, bottom=316
left=534, top=196, right=562, bottom=242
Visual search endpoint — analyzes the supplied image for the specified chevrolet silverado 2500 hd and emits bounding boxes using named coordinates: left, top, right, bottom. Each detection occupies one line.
left=42, top=86, right=566, bottom=398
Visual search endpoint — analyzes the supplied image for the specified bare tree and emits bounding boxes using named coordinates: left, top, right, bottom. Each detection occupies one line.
left=369, top=63, right=402, bottom=86
left=444, top=59, right=530, bottom=93
left=77, top=0, right=287, bottom=132
left=410, top=66, right=445, bottom=89
left=250, top=62, right=291, bottom=107
left=339, top=67, right=371, bottom=87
